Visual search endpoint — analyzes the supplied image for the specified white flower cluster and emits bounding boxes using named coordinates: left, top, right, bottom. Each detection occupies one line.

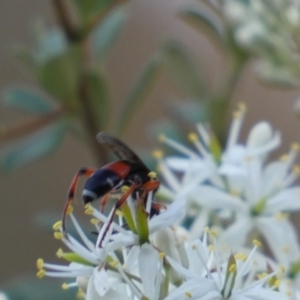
left=37, top=104, right=300, bottom=299
left=221, top=0, right=300, bottom=86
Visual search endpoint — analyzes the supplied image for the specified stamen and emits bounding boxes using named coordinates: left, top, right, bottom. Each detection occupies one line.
left=152, top=150, right=164, bottom=159
left=84, top=207, right=94, bottom=215
left=188, top=133, right=198, bottom=142
left=121, top=186, right=130, bottom=193
left=53, top=221, right=62, bottom=231
left=56, top=248, right=64, bottom=258
left=90, top=218, right=99, bottom=225
left=185, top=291, right=192, bottom=298
left=66, top=205, right=73, bottom=215
left=37, top=258, right=44, bottom=270
left=54, top=232, right=64, bottom=240
left=62, top=282, right=78, bottom=290
left=225, top=103, right=246, bottom=153
left=36, top=269, right=45, bottom=278
left=158, top=135, right=198, bottom=158
left=148, top=171, right=157, bottom=179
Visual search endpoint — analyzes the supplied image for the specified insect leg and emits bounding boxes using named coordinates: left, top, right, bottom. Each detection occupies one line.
left=98, top=182, right=138, bottom=248
left=62, top=167, right=97, bottom=236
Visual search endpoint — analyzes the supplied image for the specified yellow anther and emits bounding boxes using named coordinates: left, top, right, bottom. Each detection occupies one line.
left=152, top=150, right=164, bottom=159
left=116, top=210, right=124, bottom=217
left=54, top=232, right=64, bottom=240
left=76, top=289, right=85, bottom=299
left=279, top=265, right=286, bottom=273
left=188, top=133, right=198, bottom=142
left=291, top=143, right=300, bottom=151
left=62, top=283, right=69, bottom=290
left=210, top=229, right=218, bottom=237
left=56, top=248, right=64, bottom=258
left=110, top=260, right=119, bottom=267
left=230, top=189, right=240, bottom=197
left=148, top=171, right=157, bottom=179
left=90, top=218, right=99, bottom=225
left=208, top=245, right=215, bottom=252
left=229, top=263, right=236, bottom=273
left=85, top=207, right=94, bottom=215
left=257, top=272, right=267, bottom=279
left=234, top=253, right=247, bottom=262
left=66, top=205, right=73, bottom=215
left=280, top=154, right=288, bottom=161
left=53, top=221, right=62, bottom=231
left=159, top=252, right=166, bottom=259
left=121, top=185, right=130, bottom=193
left=286, top=291, right=292, bottom=296
left=158, top=134, right=166, bottom=142
left=204, top=227, right=210, bottom=233
left=232, top=110, right=240, bottom=118
left=293, top=165, right=300, bottom=174
left=253, top=239, right=261, bottom=247
left=237, top=102, right=247, bottom=112
left=273, top=279, right=280, bottom=288
left=185, top=291, right=192, bottom=298
left=275, top=212, right=289, bottom=220
left=36, top=269, right=45, bottom=278
left=36, top=258, right=44, bottom=270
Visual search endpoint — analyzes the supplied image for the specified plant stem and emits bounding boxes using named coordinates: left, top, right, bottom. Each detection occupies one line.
left=52, top=0, right=109, bottom=165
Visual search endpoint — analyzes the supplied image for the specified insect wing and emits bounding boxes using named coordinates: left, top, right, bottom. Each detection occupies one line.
left=97, top=132, right=150, bottom=171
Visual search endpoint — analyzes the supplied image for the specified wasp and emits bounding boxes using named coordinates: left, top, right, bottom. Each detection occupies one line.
left=62, top=132, right=160, bottom=240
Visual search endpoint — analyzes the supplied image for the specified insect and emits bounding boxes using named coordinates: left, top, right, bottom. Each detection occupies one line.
left=62, top=132, right=160, bottom=241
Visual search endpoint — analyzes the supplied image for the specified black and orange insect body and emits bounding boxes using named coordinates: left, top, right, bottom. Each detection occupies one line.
left=62, top=132, right=160, bottom=238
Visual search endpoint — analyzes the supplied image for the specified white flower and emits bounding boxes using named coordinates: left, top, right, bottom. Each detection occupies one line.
left=158, top=104, right=300, bottom=262
left=164, top=232, right=287, bottom=300
left=37, top=192, right=186, bottom=300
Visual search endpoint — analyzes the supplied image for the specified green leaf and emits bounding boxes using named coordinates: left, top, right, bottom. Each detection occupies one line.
left=85, top=70, right=111, bottom=128
left=180, top=8, right=224, bottom=48
left=91, top=7, right=127, bottom=62
left=35, top=28, right=68, bottom=64
left=116, top=52, right=163, bottom=134
left=1, top=122, right=66, bottom=171
left=163, top=41, right=207, bottom=100
left=3, top=88, right=55, bottom=114
left=37, top=48, right=81, bottom=112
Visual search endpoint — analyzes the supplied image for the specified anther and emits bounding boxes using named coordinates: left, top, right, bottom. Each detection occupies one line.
left=188, top=133, right=198, bottom=142
left=62, top=283, right=69, bottom=290
left=66, top=205, right=73, bottom=215
left=53, top=221, right=62, bottom=231
left=158, top=134, right=166, bottom=142
left=85, top=207, right=94, bottom=215
left=253, top=239, right=261, bottom=247
left=185, top=291, right=192, bottom=298
left=121, top=185, right=130, bottom=193
left=37, top=258, right=44, bottom=270
left=56, top=248, right=63, bottom=258
left=36, top=269, right=45, bottom=278
left=90, top=218, right=99, bottom=225
left=148, top=171, right=157, bottom=179
left=54, top=232, right=64, bottom=240
left=152, top=150, right=164, bottom=158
